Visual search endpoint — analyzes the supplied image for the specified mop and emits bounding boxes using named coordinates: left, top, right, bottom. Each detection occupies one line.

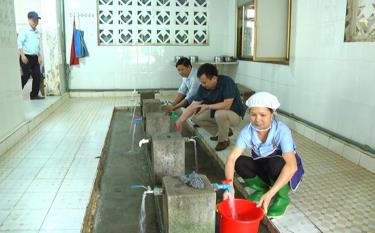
left=178, top=171, right=205, bottom=189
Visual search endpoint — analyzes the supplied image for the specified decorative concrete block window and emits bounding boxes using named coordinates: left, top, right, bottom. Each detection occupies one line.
left=237, top=0, right=291, bottom=63
left=345, top=0, right=375, bottom=42
left=97, top=0, right=208, bottom=45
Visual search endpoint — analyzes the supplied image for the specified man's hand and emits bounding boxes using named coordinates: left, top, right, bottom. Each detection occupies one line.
left=21, top=55, right=29, bottom=64
left=38, top=56, right=43, bottom=65
left=164, top=105, right=174, bottom=114
left=196, top=104, right=209, bottom=115
left=175, top=119, right=183, bottom=132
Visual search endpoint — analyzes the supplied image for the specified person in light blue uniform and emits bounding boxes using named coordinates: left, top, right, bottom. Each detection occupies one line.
left=224, top=92, right=304, bottom=217
left=17, top=11, right=44, bottom=100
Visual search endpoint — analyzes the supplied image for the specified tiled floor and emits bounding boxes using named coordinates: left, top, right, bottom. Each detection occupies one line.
left=0, top=97, right=130, bottom=232
left=1, top=96, right=374, bottom=233
left=23, top=96, right=62, bottom=121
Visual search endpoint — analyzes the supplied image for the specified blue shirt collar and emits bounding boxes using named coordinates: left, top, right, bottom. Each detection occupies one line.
left=249, top=120, right=277, bottom=156
left=28, top=24, right=38, bottom=32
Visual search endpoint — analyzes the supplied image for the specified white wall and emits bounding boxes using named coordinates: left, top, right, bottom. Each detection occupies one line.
left=0, top=0, right=26, bottom=141
left=64, top=0, right=236, bottom=90
left=235, top=0, right=375, bottom=149
left=14, top=0, right=42, bottom=29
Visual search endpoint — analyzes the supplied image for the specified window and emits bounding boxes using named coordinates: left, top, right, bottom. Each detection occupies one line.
left=236, top=0, right=291, bottom=63
left=97, top=0, right=209, bottom=46
left=237, top=3, right=255, bottom=59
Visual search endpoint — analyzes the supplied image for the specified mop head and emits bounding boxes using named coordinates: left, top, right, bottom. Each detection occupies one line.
left=178, top=171, right=205, bottom=189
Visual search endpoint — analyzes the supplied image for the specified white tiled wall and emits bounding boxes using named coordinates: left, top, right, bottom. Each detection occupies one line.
left=277, top=113, right=375, bottom=174
left=64, top=0, right=236, bottom=90
left=0, top=0, right=26, bottom=144
left=235, top=0, right=375, bottom=150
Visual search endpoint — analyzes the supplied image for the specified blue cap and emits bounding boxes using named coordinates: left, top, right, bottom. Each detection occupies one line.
left=27, top=11, right=41, bottom=20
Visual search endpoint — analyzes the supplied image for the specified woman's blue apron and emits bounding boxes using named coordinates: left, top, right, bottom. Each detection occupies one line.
left=252, top=149, right=304, bottom=191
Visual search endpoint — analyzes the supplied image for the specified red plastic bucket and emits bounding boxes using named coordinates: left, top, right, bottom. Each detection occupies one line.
left=217, top=198, right=264, bottom=233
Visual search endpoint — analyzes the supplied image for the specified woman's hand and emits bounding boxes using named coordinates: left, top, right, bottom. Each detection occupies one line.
left=256, top=191, right=274, bottom=214
left=223, top=188, right=235, bottom=200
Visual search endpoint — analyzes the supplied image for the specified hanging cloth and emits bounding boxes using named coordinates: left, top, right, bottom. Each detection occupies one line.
left=69, top=17, right=79, bottom=65
left=74, top=29, right=89, bottom=58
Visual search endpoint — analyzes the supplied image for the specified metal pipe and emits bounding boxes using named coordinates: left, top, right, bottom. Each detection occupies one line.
left=185, top=136, right=198, bottom=172
left=277, top=109, right=375, bottom=155
left=129, top=89, right=138, bottom=132
left=139, top=138, right=151, bottom=148
left=130, top=184, right=163, bottom=195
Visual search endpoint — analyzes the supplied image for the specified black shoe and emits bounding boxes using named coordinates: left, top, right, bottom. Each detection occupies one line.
left=215, top=140, right=230, bottom=151
left=210, top=128, right=233, bottom=141
left=30, top=95, right=45, bottom=100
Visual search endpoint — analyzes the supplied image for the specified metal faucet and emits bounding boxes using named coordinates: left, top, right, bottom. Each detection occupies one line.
left=139, top=138, right=151, bottom=147
left=184, top=136, right=198, bottom=172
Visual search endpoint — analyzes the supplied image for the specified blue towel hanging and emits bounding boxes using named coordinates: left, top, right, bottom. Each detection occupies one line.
left=74, top=29, right=89, bottom=58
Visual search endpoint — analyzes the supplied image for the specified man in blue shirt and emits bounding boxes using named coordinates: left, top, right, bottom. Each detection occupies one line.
left=17, top=11, right=44, bottom=100
left=176, top=63, right=245, bottom=151
left=165, top=57, right=200, bottom=114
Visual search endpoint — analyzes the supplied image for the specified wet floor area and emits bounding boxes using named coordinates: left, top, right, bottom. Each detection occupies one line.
left=87, top=110, right=267, bottom=233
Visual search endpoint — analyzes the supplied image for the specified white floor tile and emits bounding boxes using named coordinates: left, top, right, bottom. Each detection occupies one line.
left=64, top=167, right=97, bottom=180
left=59, top=179, right=94, bottom=193
left=26, top=179, right=62, bottom=194
left=0, top=168, right=13, bottom=181
left=6, top=168, right=40, bottom=180
left=16, top=157, right=49, bottom=169
left=0, top=210, right=10, bottom=225
left=43, top=157, right=74, bottom=168
left=0, top=210, right=48, bottom=230
left=51, top=192, right=90, bottom=209
left=25, top=149, right=55, bottom=158
left=14, top=192, right=56, bottom=210
left=36, top=167, right=69, bottom=179
left=41, top=209, right=85, bottom=230
left=0, top=180, right=33, bottom=194
left=0, top=193, right=23, bottom=210
left=0, top=157, right=23, bottom=168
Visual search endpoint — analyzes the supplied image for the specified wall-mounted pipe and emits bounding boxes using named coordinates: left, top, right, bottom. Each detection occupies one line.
left=130, top=184, right=163, bottom=195
left=185, top=136, right=198, bottom=172
left=139, top=138, right=151, bottom=148
left=277, top=109, right=375, bottom=155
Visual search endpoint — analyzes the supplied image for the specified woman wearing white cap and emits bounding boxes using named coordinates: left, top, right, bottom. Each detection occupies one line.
left=224, top=92, right=304, bottom=217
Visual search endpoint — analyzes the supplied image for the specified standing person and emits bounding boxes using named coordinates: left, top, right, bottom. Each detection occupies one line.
left=17, top=11, right=44, bottom=100
left=164, top=57, right=200, bottom=114
left=223, top=92, right=304, bottom=217
left=176, top=63, right=245, bottom=151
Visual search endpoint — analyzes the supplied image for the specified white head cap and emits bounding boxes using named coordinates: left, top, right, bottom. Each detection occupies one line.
left=245, top=92, right=280, bottom=110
